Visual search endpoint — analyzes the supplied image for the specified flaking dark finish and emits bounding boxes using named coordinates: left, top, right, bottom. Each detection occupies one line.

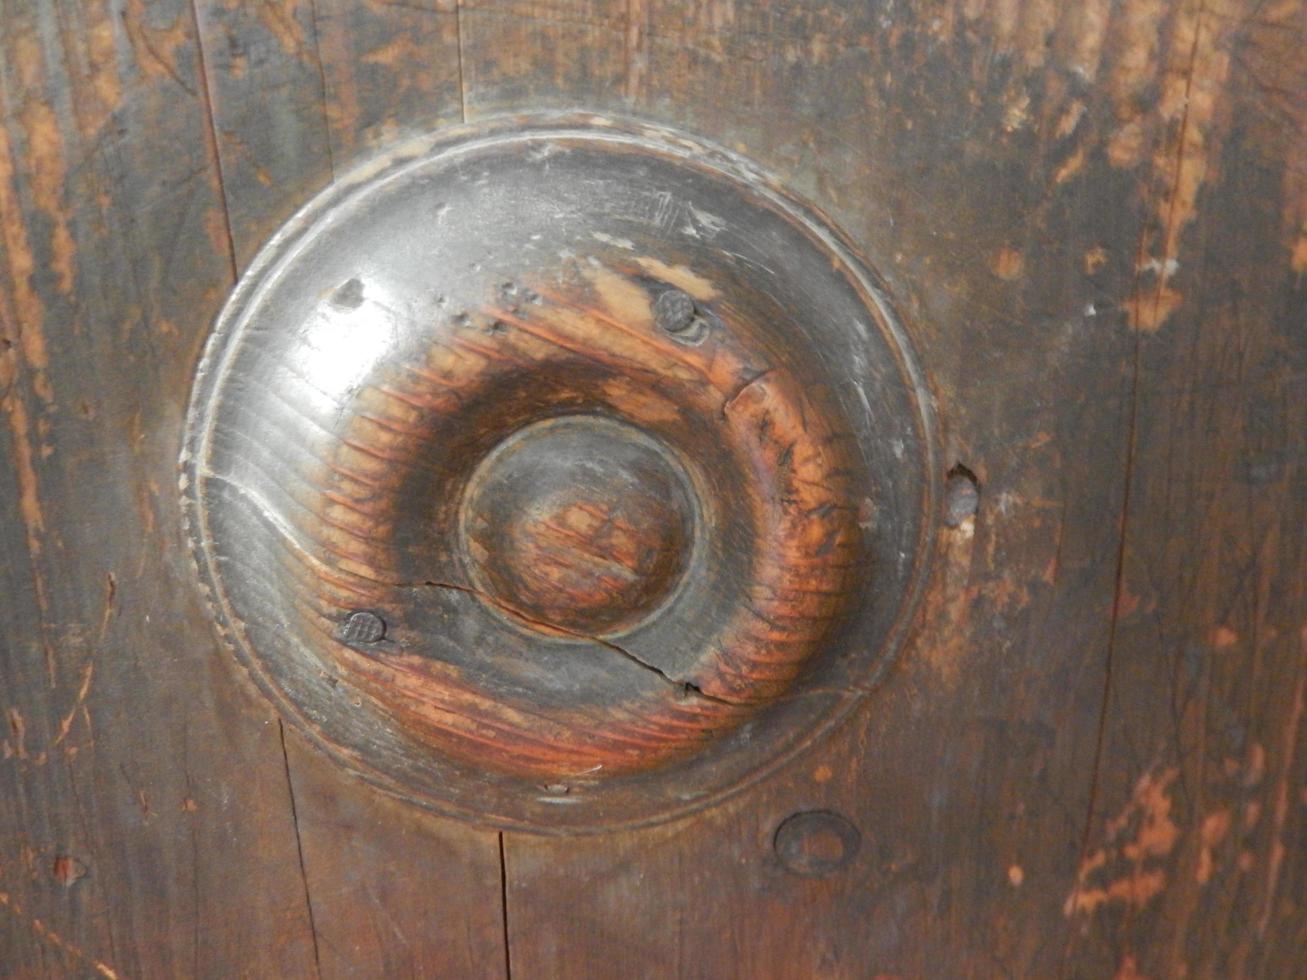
left=2, top=0, right=1304, bottom=976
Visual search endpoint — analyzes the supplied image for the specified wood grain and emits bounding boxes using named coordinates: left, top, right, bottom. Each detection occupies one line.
left=193, top=0, right=465, bottom=269
left=190, top=1, right=507, bottom=975
left=1, top=0, right=1303, bottom=976
left=0, top=1, right=499, bottom=976
left=1063, top=2, right=1307, bottom=975
left=460, top=0, right=1301, bottom=975
left=281, top=726, right=505, bottom=978
left=177, top=116, right=933, bottom=828
left=0, top=1, right=317, bottom=974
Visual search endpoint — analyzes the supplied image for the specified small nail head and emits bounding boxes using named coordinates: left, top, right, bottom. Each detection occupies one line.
left=654, top=289, right=698, bottom=334
left=341, top=610, right=386, bottom=644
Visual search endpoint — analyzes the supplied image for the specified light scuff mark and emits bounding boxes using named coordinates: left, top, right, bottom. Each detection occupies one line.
left=1127, top=0, right=1240, bottom=331
left=1065, top=765, right=1181, bottom=916
left=0, top=891, right=119, bottom=978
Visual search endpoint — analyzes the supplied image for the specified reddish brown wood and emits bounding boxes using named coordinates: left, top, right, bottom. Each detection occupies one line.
left=1, top=0, right=1304, bottom=976
left=461, top=415, right=697, bottom=636
left=1063, top=3, right=1307, bottom=974
left=178, top=117, right=933, bottom=829
left=460, top=0, right=1304, bottom=975
left=188, top=2, right=507, bottom=974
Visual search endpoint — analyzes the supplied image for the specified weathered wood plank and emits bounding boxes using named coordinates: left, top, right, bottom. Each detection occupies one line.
left=194, top=0, right=465, bottom=268
left=313, top=0, right=464, bottom=163
left=282, top=728, right=505, bottom=978
left=0, top=1, right=318, bottom=975
left=193, top=0, right=336, bottom=268
left=460, top=0, right=1152, bottom=974
left=1064, top=2, right=1307, bottom=975
left=190, top=3, right=506, bottom=975
left=2, top=0, right=1302, bottom=975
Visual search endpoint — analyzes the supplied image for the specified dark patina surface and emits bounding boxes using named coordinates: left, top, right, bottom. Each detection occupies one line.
left=181, top=117, right=936, bottom=830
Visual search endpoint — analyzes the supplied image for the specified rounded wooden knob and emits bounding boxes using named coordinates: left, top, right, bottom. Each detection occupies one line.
left=181, top=115, right=937, bottom=831
left=461, top=416, right=696, bottom=636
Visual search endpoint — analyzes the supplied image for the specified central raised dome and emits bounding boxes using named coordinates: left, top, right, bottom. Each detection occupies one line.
left=460, top=416, right=697, bottom=636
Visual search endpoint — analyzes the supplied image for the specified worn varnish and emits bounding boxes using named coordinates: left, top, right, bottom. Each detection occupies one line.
left=178, top=118, right=934, bottom=829
left=2, top=2, right=1304, bottom=979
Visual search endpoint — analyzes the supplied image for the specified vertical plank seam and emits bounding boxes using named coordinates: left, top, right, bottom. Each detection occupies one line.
left=184, top=732, right=202, bottom=979
left=186, top=0, right=239, bottom=283
left=623, top=0, right=644, bottom=104
left=279, top=719, right=323, bottom=978
left=1059, top=1, right=1210, bottom=972
left=455, top=0, right=467, bottom=123
left=305, top=0, right=336, bottom=181
left=498, top=831, right=513, bottom=980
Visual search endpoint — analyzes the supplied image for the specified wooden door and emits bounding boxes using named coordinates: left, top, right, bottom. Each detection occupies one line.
left=1, top=1, right=1304, bottom=976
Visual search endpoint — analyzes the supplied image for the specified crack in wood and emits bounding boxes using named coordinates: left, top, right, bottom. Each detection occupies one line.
left=498, top=831, right=513, bottom=980
left=278, top=720, right=323, bottom=979
left=421, top=580, right=743, bottom=706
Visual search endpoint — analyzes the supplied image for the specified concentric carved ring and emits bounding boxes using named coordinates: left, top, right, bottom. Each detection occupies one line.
left=181, top=115, right=937, bottom=832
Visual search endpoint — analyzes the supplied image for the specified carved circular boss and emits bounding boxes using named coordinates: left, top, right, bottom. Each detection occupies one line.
left=182, top=116, right=936, bottom=832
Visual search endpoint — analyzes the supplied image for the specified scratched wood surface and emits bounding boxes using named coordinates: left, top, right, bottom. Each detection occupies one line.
left=1, top=2, right=1304, bottom=979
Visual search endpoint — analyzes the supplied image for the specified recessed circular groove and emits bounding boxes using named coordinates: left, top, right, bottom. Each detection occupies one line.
left=181, top=113, right=938, bottom=833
